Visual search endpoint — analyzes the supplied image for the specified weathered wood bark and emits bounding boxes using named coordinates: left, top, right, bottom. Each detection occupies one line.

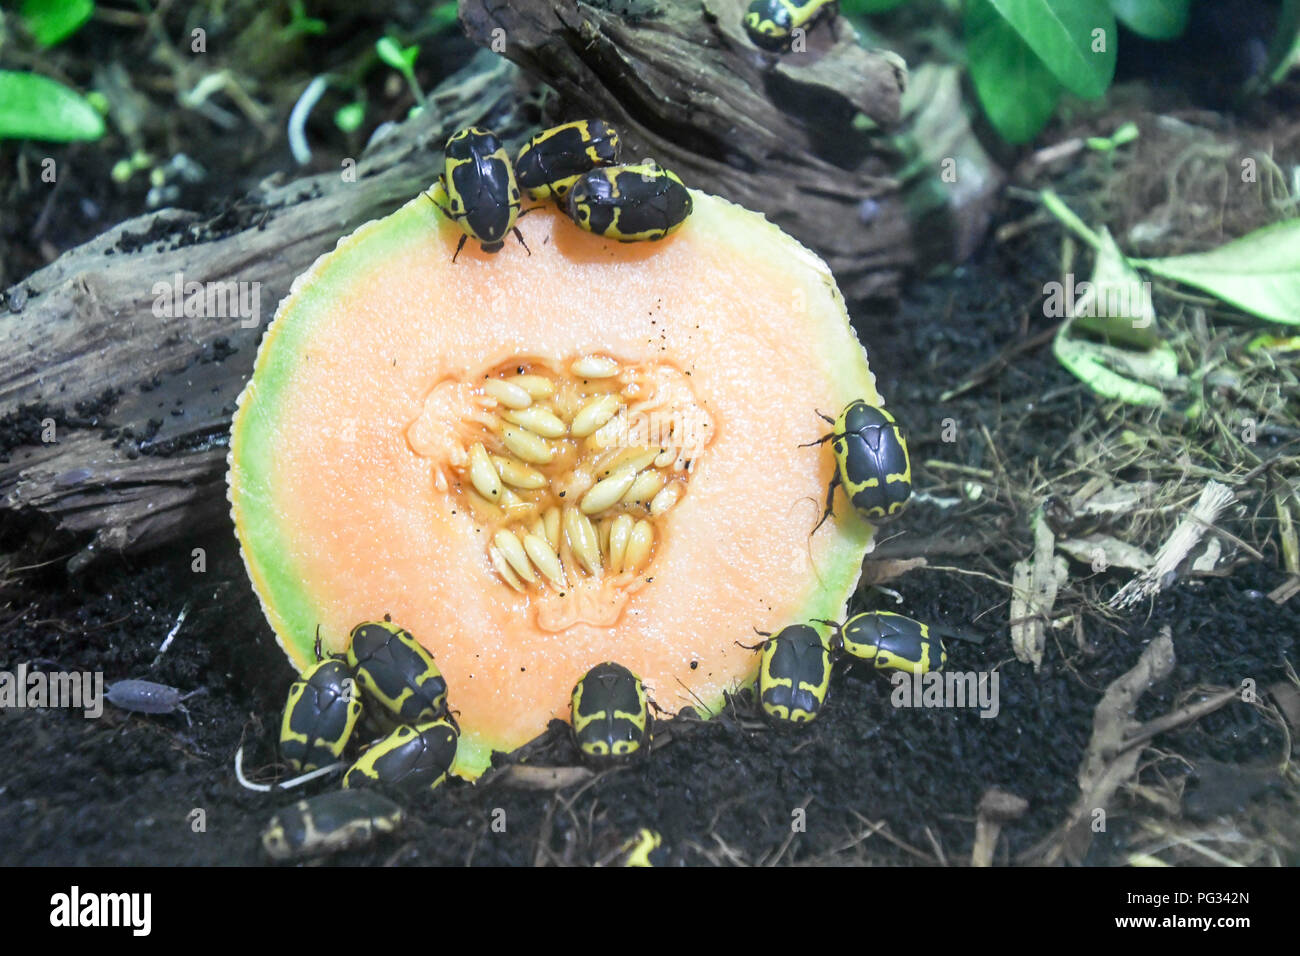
left=459, top=0, right=913, bottom=300
left=1, top=53, right=533, bottom=569
left=1, top=3, right=935, bottom=567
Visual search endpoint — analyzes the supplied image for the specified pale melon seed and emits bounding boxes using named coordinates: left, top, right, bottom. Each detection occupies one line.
left=649, top=482, right=683, bottom=517
left=600, top=446, right=659, bottom=478
left=570, top=355, right=620, bottom=379
left=503, top=406, right=567, bottom=439
left=625, top=520, right=654, bottom=572
left=489, top=545, right=525, bottom=592
left=494, top=529, right=537, bottom=584
left=623, top=470, right=665, bottom=507
left=587, top=411, right=628, bottom=450
left=507, top=374, right=555, bottom=399
left=492, top=454, right=547, bottom=490
left=523, top=533, right=566, bottom=585
left=563, top=506, right=602, bottom=576
left=484, top=378, right=533, bottom=409
left=580, top=465, right=640, bottom=515
left=608, top=514, right=634, bottom=573
left=570, top=394, right=622, bottom=438
left=542, top=506, right=562, bottom=550
left=468, top=442, right=502, bottom=500
left=502, top=425, right=554, bottom=464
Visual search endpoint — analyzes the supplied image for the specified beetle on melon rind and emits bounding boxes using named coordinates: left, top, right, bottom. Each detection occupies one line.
left=807, top=400, right=912, bottom=533
left=741, top=623, right=833, bottom=726
left=279, top=627, right=364, bottom=773
left=343, top=718, right=459, bottom=792
left=346, top=618, right=449, bottom=727
left=516, top=119, right=622, bottom=202
left=570, top=661, right=652, bottom=765
left=564, top=162, right=692, bottom=241
left=427, top=126, right=529, bottom=261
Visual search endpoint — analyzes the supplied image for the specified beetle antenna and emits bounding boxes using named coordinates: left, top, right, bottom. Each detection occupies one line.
left=233, top=745, right=344, bottom=793
left=810, top=476, right=838, bottom=535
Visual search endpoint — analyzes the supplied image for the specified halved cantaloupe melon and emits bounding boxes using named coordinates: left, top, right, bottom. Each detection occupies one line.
left=228, top=188, right=881, bottom=779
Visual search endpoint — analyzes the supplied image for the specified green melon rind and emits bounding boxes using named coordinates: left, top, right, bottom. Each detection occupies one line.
left=228, top=189, right=881, bottom=777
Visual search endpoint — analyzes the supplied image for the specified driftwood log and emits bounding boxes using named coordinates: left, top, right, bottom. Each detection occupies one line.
left=1, top=0, right=994, bottom=568
left=1, top=52, right=532, bottom=570
left=460, top=0, right=912, bottom=296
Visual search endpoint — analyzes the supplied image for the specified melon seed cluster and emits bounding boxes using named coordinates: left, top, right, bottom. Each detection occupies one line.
left=448, top=354, right=712, bottom=593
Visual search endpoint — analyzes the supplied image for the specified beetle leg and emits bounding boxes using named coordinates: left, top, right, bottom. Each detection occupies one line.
left=734, top=627, right=773, bottom=652
left=451, top=234, right=468, bottom=263
left=810, top=473, right=840, bottom=535
left=511, top=225, right=531, bottom=256
left=798, top=410, right=837, bottom=447
left=443, top=710, right=462, bottom=735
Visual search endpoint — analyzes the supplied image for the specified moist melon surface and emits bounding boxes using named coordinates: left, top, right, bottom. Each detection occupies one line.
left=229, top=189, right=881, bottom=778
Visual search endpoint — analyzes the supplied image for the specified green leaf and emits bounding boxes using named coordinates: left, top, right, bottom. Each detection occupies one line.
left=1108, top=0, right=1189, bottom=40
left=1053, top=318, right=1180, bottom=406
left=1246, top=333, right=1300, bottom=354
left=376, top=37, right=418, bottom=75
left=334, top=101, right=365, bottom=134
left=1132, top=220, right=1300, bottom=325
left=1085, top=119, right=1139, bottom=152
left=965, top=0, right=1062, bottom=143
left=986, top=0, right=1117, bottom=98
left=1070, top=227, right=1161, bottom=348
left=431, top=1, right=460, bottom=31
left=21, top=0, right=94, bottom=48
left=1040, top=188, right=1103, bottom=249
left=1261, top=0, right=1300, bottom=86
left=0, top=71, right=105, bottom=142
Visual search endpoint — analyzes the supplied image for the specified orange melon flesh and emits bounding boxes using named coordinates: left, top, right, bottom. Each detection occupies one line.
left=228, top=190, right=881, bottom=779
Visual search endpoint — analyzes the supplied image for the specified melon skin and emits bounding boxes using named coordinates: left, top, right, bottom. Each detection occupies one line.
left=229, top=188, right=881, bottom=779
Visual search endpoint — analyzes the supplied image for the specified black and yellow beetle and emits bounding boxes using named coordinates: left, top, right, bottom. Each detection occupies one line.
left=427, top=126, right=527, bottom=261
left=611, top=828, right=666, bottom=867
left=262, top=790, right=403, bottom=862
left=809, top=401, right=912, bottom=532
left=343, top=718, right=459, bottom=792
left=743, top=0, right=838, bottom=51
left=279, top=627, right=364, bottom=773
left=565, top=162, right=692, bottom=242
left=747, top=623, right=833, bottom=725
left=515, top=119, right=622, bottom=202
left=346, top=617, right=449, bottom=726
left=832, top=611, right=947, bottom=676
left=570, top=661, right=652, bottom=765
